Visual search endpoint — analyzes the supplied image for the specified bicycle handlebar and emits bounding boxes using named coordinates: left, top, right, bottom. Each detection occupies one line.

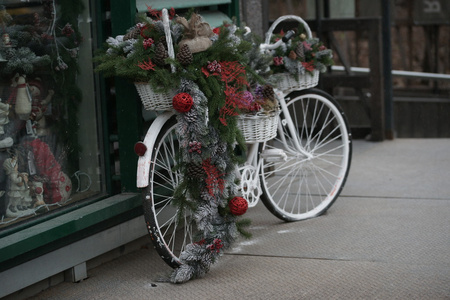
left=282, top=28, right=297, bottom=42
left=259, top=29, right=297, bottom=52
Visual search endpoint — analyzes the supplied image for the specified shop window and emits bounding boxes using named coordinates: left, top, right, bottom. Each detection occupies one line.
left=0, top=0, right=104, bottom=228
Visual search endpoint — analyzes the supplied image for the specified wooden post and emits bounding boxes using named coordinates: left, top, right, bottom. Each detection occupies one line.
left=381, top=0, right=394, bottom=139
left=307, top=18, right=386, bottom=140
left=367, top=18, right=385, bottom=141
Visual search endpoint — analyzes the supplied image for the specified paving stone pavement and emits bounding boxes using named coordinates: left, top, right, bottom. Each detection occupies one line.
left=27, top=139, right=450, bottom=299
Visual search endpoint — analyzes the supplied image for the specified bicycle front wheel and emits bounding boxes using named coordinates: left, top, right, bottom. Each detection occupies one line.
left=142, top=116, right=195, bottom=268
left=260, top=89, right=352, bottom=221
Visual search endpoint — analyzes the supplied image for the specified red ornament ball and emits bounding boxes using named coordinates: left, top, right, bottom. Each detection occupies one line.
left=228, top=196, right=248, bottom=216
left=172, top=92, right=193, bottom=113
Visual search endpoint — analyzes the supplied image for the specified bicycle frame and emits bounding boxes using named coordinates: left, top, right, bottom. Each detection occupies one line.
left=136, top=13, right=352, bottom=273
left=237, top=89, right=315, bottom=207
left=138, top=27, right=307, bottom=191
left=136, top=88, right=314, bottom=208
left=136, top=111, right=174, bottom=188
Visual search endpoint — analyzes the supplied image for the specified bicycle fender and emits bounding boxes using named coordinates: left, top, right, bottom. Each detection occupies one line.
left=136, top=111, right=175, bottom=188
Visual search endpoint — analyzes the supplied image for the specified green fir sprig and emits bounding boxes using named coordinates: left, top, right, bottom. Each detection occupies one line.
left=269, top=24, right=334, bottom=76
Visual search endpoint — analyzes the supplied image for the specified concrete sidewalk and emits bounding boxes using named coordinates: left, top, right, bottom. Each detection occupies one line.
left=27, top=139, right=450, bottom=299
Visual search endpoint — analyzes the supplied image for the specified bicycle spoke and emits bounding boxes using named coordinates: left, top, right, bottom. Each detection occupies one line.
left=260, top=90, right=351, bottom=221
left=143, top=117, right=196, bottom=268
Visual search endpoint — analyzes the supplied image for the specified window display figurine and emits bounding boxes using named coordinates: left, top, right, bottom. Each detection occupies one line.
left=30, top=181, right=45, bottom=209
left=3, top=156, right=33, bottom=217
left=13, top=75, right=32, bottom=120
left=28, top=79, right=54, bottom=136
left=0, top=99, right=13, bottom=149
left=2, top=33, right=12, bottom=47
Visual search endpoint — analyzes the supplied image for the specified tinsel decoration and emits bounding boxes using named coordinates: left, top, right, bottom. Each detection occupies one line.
left=229, top=196, right=248, bottom=216
left=172, top=92, right=193, bottom=113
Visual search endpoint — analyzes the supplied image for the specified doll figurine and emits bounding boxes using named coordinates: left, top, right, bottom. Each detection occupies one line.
left=0, top=99, right=13, bottom=149
left=29, top=79, right=54, bottom=136
left=3, top=156, right=32, bottom=214
left=13, top=75, right=32, bottom=120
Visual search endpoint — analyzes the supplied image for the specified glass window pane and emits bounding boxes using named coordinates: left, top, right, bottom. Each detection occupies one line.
left=0, top=0, right=104, bottom=228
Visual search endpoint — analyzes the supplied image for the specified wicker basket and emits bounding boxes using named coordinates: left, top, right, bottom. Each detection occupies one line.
left=134, top=10, right=176, bottom=112
left=265, top=15, right=319, bottom=93
left=237, top=111, right=280, bottom=143
left=134, top=83, right=174, bottom=111
left=272, top=70, right=319, bottom=93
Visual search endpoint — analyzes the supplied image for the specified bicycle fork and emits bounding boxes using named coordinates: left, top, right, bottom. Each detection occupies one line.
left=274, top=89, right=313, bottom=160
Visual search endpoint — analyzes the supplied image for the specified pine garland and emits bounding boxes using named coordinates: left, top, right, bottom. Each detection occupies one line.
left=171, top=78, right=242, bottom=283
left=169, top=24, right=254, bottom=282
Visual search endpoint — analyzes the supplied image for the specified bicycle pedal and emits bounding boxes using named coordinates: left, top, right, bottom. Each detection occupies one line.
left=260, top=149, right=287, bottom=162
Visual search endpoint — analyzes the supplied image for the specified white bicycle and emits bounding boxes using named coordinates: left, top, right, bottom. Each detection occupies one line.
left=134, top=12, right=352, bottom=268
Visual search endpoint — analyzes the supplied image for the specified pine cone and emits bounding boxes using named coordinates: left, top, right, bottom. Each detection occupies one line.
left=288, top=50, right=297, bottom=60
left=177, top=44, right=193, bottom=66
left=154, top=42, right=169, bottom=66
left=123, top=26, right=140, bottom=40
left=159, top=36, right=167, bottom=49
left=215, top=143, right=227, bottom=155
left=262, top=85, right=275, bottom=101
left=260, top=85, right=278, bottom=112
left=184, top=110, right=198, bottom=123
left=295, top=42, right=305, bottom=61
left=187, top=163, right=205, bottom=178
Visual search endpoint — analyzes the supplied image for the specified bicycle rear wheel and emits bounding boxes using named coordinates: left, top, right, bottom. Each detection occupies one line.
left=142, top=116, right=195, bottom=268
left=260, top=89, right=352, bottom=221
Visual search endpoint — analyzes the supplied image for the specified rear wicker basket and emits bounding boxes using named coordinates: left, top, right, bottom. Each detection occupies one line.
left=237, top=111, right=280, bottom=143
left=134, top=83, right=174, bottom=111
left=273, top=70, right=319, bottom=93
left=266, top=15, right=320, bottom=93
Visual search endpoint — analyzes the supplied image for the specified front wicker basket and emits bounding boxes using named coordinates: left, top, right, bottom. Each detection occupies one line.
left=134, top=83, right=174, bottom=111
left=237, top=111, right=280, bottom=143
left=272, top=69, right=319, bottom=93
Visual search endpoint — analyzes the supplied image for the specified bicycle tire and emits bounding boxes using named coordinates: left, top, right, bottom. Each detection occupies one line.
left=260, top=89, right=352, bottom=221
left=142, top=116, right=195, bottom=268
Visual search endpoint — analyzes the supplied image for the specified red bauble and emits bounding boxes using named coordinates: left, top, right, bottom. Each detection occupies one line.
left=172, top=92, right=193, bottom=113
left=229, top=196, right=248, bottom=216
